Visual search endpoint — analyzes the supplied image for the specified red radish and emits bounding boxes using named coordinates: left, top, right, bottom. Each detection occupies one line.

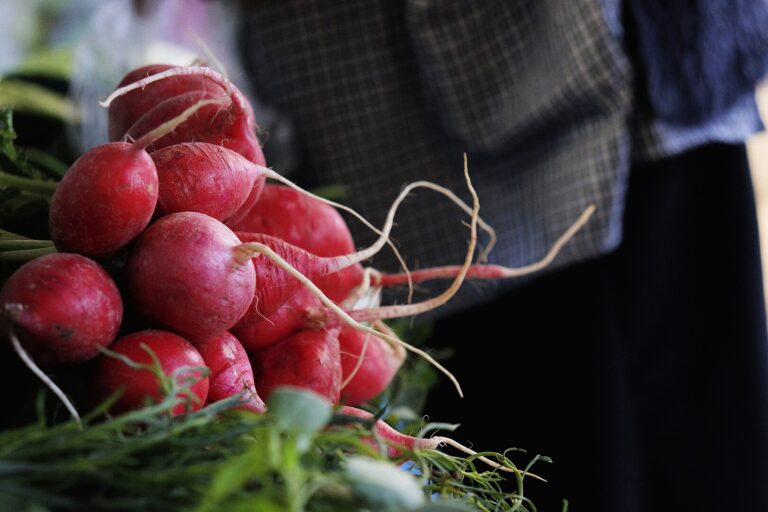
left=339, top=327, right=405, bottom=406
left=108, top=64, right=227, bottom=141
left=195, top=331, right=266, bottom=413
left=126, top=212, right=256, bottom=342
left=49, top=98, right=225, bottom=260
left=251, top=327, right=342, bottom=404
left=235, top=294, right=405, bottom=405
left=48, top=142, right=158, bottom=260
left=151, top=145, right=383, bottom=306
left=233, top=231, right=389, bottom=323
left=129, top=182, right=399, bottom=344
left=231, top=184, right=364, bottom=302
left=92, top=330, right=208, bottom=415
left=105, top=66, right=406, bottom=264
left=233, top=267, right=378, bottom=353
left=220, top=183, right=263, bottom=228
left=232, top=184, right=356, bottom=258
left=233, top=287, right=322, bottom=352
left=150, top=142, right=266, bottom=223
left=235, top=232, right=332, bottom=322
left=338, top=406, right=438, bottom=455
left=0, top=253, right=122, bottom=366
left=126, top=90, right=266, bottom=166
left=106, top=65, right=264, bottom=165
left=320, top=267, right=364, bottom=304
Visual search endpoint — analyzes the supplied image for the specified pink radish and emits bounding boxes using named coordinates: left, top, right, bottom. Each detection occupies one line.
left=126, top=212, right=256, bottom=342
left=92, top=330, right=208, bottom=416
left=108, top=65, right=266, bottom=228
left=151, top=145, right=389, bottom=309
left=126, top=90, right=265, bottom=166
left=105, top=65, right=264, bottom=165
left=150, top=142, right=266, bottom=223
left=48, top=142, right=158, bottom=260
left=250, top=328, right=342, bottom=404
left=230, top=184, right=364, bottom=302
left=108, top=64, right=227, bottom=141
left=233, top=287, right=322, bottom=352
left=235, top=232, right=338, bottom=321
left=230, top=185, right=477, bottom=358
left=233, top=231, right=385, bottom=323
left=49, top=98, right=226, bottom=260
left=0, top=253, right=122, bottom=366
left=232, top=270, right=376, bottom=354
left=126, top=190, right=397, bottom=345
left=339, top=326, right=405, bottom=406
left=195, top=331, right=266, bottom=413
left=232, top=184, right=356, bottom=258
left=235, top=296, right=405, bottom=405
left=338, top=406, right=437, bottom=455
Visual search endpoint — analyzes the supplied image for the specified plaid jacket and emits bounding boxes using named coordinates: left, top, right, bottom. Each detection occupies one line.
left=239, top=0, right=768, bottom=313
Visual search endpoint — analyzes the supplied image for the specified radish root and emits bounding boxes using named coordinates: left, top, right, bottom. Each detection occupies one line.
left=431, top=436, right=547, bottom=482
left=132, top=97, right=230, bottom=151
left=377, top=204, right=596, bottom=287
left=399, top=180, right=497, bottom=263
left=100, top=65, right=244, bottom=111
left=10, top=331, right=82, bottom=426
left=345, top=154, right=480, bottom=322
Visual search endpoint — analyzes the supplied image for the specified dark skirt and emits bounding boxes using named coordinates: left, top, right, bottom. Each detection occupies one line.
left=426, top=143, right=768, bottom=511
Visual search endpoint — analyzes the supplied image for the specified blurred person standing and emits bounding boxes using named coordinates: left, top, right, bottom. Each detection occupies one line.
left=237, top=1, right=768, bottom=510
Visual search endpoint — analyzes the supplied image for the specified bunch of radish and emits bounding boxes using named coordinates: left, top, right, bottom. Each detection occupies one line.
left=1, top=63, right=594, bottom=459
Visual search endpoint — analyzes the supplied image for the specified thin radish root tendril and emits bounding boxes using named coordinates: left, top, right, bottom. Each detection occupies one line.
left=10, top=331, right=82, bottom=426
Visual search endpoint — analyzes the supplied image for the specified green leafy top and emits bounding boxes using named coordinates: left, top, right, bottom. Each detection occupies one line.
left=0, top=109, right=18, bottom=157
left=0, top=377, right=546, bottom=512
left=0, top=107, right=64, bottom=182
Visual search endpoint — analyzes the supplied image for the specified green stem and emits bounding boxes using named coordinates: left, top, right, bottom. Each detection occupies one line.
left=0, top=246, right=56, bottom=262
left=0, top=240, right=53, bottom=250
left=0, top=171, right=57, bottom=195
left=23, top=148, right=67, bottom=178
left=0, top=228, right=31, bottom=240
left=282, top=439, right=306, bottom=512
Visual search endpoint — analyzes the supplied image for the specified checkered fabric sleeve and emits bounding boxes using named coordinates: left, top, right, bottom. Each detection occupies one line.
left=237, top=0, right=764, bottom=314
